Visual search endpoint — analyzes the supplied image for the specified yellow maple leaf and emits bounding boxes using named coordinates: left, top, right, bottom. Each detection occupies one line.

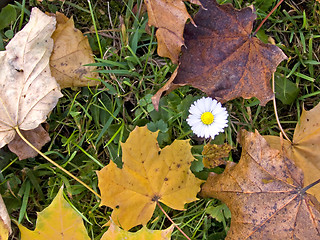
left=97, top=126, right=203, bottom=230
left=18, top=187, right=90, bottom=240
left=101, top=219, right=173, bottom=240
left=264, top=102, right=320, bottom=201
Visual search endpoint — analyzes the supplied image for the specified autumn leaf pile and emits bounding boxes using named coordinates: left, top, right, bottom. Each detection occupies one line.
left=1, top=0, right=320, bottom=240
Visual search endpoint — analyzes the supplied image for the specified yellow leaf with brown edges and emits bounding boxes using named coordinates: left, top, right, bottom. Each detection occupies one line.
left=101, top=219, right=173, bottom=240
left=145, top=0, right=202, bottom=63
left=18, top=187, right=90, bottom=240
left=264, top=102, right=320, bottom=201
left=201, top=130, right=320, bottom=240
left=50, top=12, right=99, bottom=88
left=97, top=126, right=203, bottom=230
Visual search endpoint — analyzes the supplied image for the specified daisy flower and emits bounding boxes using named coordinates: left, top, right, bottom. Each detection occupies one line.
left=187, top=97, right=228, bottom=139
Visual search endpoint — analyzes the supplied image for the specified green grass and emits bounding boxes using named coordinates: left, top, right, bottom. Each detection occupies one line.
left=0, top=0, right=320, bottom=239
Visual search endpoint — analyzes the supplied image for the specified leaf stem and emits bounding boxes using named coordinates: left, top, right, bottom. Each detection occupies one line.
left=252, top=0, right=284, bottom=36
left=156, top=201, right=191, bottom=240
left=14, top=126, right=101, bottom=199
left=271, top=74, right=292, bottom=143
left=300, top=178, right=320, bottom=194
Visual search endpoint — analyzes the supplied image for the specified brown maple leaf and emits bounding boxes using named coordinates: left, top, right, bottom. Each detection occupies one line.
left=174, top=0, right=287, bottom=105
left=264, top=101, right=320, bottom=202
left=50, top=12, right=99, bottom=88
left=201, top=130, right=320, bottom=239
left=145, top=0, right=202, bottom=64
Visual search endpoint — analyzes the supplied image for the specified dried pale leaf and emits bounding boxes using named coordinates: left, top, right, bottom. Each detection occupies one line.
left=8, top=124, right=50, bottom=160
left=174, top=0, right=287, bottom=105
left=202, top=143, right=231, bottom=169
left=0, top=194, right=11, bottom=240
left=145, top=0, right=202, bottom=63
left=50, top=12, right=99, bottom=88
left=18, top=187, right=90, bottom=240
left=202, top=130, right=320, bottom=239
left=264, top=102, right=320, bottom=201
left=97, top=126, right=203, bottom=230
left=101, top=219, right=173, bottom=240
left=0, top=7, right=62, bottom=149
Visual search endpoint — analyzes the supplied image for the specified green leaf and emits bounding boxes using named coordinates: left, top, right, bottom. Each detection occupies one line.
left=0, top=5, right=16, bottom=31
left=147, top=119, right=168, bottom=133
left=4, top=29, right=14, bottom=39
left=206, top=204, right=231, bottom=222
left=255, top=0, right=277, bottom=12
left=274, top=74, right=299, bottom=105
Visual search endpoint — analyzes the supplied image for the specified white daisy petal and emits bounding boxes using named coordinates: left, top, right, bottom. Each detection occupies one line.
left=186, top=97, right=228, bottom=139
left=189, top=104, right=202, bottom=116
left=204, top=98, right=213, bottom=112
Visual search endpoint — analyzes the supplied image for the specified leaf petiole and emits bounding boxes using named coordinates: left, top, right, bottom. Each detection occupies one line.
left=156, top=201, right=191, bottom=240
left=252, top=0, right=284, bottom=36
left=14, top=126, right=101, bottom=199
left=299, top=178, right=320, bottom=195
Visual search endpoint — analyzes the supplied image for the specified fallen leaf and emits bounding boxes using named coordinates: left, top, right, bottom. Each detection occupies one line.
left=18, top=186, right=90, bottom=240
left=173, top=0, right=287, bottom=105
left=201, top=130, right=320, bottom=239
left=145, top=0, right=202, bottom=63
left=0, top=194, right=11, bottom=240
left=151, top=67, right=183, bottom=111
left=8, top=124, right=50, bottom=160
left=0, top=8, right=62, bottom=149
left=202, top=143, right=232, bottom=169
left=101, top=219, right=173, bottom=240
left=264, top=102, right=320, bottom=201
left=50, top=12, right=99, bottom=88
left=97, top=126, right=203, bottom=230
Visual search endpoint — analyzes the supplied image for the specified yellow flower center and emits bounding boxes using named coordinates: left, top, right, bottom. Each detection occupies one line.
left=201, top=112, right=214, bottom=125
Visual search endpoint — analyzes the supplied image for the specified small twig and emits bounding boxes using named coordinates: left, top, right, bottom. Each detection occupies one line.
left=253, top=0, right=284, bottom=36
left=271, top=74, right=292, bottom=143
left=14, top=126, right=101, bottom=199
left=156, top=201, right=191, bottom=240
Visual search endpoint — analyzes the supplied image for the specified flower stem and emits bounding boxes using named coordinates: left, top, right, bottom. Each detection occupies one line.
left=253, top=0, right=284, bottom=36
left=14, top=126, right=101, bottom=199
left=156, top=201, right=191, bottom=240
